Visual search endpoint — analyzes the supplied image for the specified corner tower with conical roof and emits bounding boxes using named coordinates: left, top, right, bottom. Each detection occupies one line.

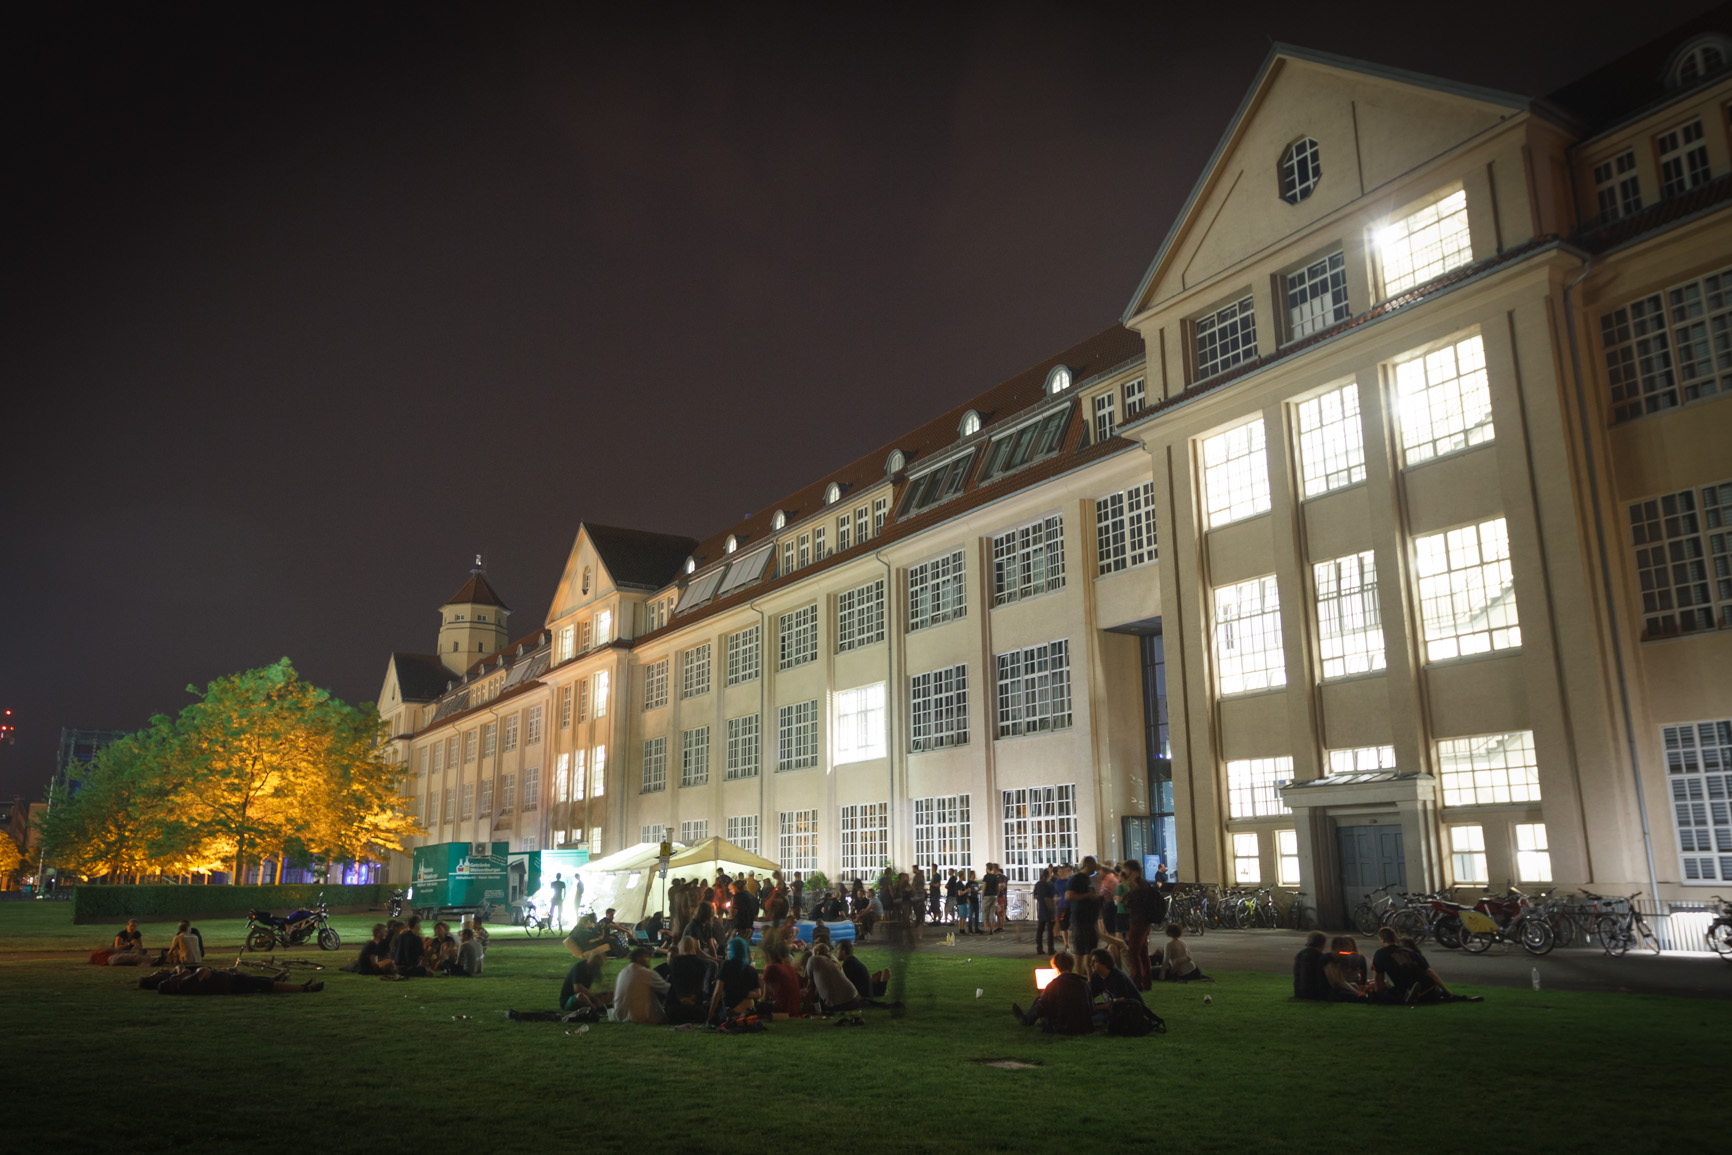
left=437, top=555, right=511, bottom=674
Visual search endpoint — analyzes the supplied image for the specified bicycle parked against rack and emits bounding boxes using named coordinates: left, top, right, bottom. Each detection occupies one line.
left=1597, top=893, right=1660, bottom=956
left=1352, top=886, right=1403, bottom=936
left=1458, top=888, right=1554, bottom=955
left=1706, top=896, right=1732, bottom=962
left=1282, top=890, right=1317, bottom=930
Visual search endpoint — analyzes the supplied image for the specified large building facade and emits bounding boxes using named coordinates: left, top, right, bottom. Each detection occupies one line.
left=381, top=17, right=1732, bottom=922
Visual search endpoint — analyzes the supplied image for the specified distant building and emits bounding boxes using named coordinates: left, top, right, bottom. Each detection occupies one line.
left=379, top=13, right=1732, bottom=918
left=54, top=727, right=128, bottom=798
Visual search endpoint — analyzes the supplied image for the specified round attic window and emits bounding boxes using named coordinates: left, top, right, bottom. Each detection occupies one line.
left=959, top=410, right=981, bottom=437
left=1672, top=35, right=1732, bottom=89
left=886, top=449, right=906, bottom=475
left=824, top=482, right=841, bottom=505
left=1279, top=137, right=1321, bottom=204
left=685, top=556, right=696, bottom=575
left=1045, top=366, right=1072, bottom=395
left=725, top=534, right=738, bottom=553
left=772, top=510, right=787, bottom=531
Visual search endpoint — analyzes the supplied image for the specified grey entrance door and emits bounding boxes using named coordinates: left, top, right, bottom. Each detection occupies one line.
left=1337, top=825, right=1406, bottom=926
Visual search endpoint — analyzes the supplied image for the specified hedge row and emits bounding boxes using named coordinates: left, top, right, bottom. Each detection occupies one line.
left=73, top=883, right=386, bottom=924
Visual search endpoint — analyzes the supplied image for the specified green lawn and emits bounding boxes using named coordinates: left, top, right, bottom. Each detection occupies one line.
left=1, top=902, right=1722, bottom=1153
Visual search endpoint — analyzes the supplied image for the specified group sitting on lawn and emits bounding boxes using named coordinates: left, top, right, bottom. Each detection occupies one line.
left=1011, top=948, right=1165, bottom=1036
left=1292, top=928, right=1483, bottom=1004
left=94, top=919, right=205, bottom=967
left=339, top=915, right=486, bottom=977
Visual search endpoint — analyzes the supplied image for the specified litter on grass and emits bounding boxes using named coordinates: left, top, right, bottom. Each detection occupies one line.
left=975, top=1058, right=1043, bottom=1070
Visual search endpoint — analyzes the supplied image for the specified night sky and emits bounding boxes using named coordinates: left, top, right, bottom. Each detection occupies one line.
left=1, top=1, right=1714, bottom=799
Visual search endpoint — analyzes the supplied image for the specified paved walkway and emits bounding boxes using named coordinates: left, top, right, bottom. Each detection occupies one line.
left=893, top=920, right=1732, bottom=999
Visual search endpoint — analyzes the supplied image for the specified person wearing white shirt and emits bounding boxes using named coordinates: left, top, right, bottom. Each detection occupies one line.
left=609, top=947, right=669, bottom=1023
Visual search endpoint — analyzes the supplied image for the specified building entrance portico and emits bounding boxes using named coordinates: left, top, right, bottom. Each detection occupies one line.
left=1282, top=772, right=1443, bottom=930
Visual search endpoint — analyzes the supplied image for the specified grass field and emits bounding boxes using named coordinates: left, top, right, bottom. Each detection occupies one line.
left=1, top=903, right=1722, bottom=1153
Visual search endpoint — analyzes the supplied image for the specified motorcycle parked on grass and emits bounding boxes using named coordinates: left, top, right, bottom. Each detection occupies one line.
left=245, top=894, right=341, bottom=953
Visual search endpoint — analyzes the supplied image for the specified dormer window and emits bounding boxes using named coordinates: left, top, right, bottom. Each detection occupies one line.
left=824, top=482, right=841, bottom=505
left=1671, top=35, right=1731, bottom=89
left=885, top=449, right=905, bottom=476
left=685, top=556, right=697, bottom=575
left=725, top=534, right=738, bottom=553
left=959, top=410, right=981, bottom=437
left=1279, top=137, right=1321, bottom=204
left=1045, top=365, right=1072, bottom=395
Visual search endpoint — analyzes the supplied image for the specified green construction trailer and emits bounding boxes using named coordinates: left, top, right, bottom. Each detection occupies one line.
left=407, top=841, right=591, bottom=923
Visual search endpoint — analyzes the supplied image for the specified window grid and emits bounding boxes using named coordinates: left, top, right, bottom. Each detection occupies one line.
left=1201, top=418, right=1271, bottom=527
left=995, top=640, right=1072, bottom=738
left=572, top=749, right=586, bottom=800
left=1286, top=250, right=1349, bottom=340
left=1123, top=377, right=1147, bottom=418
left=681, top=643, right=711, bottom=698
left=1227, top=757, right=1294, bottom=819
left=840, top=802, right=890, bottom=879
left=560, top=686, right=573, bottom=729
left=555, top=753, right=569, bottom=803
left=463, top=731, right=477, bottom=763
left=836, top=579, right=886, bottom=652
left=1277, top=829, right=1301, bottom=887
left=777, top=701, right=819, bottom=771
left=837, top=514, right=851, bottom=553
left=1093, top=483, right=1157, bottom=576
left=576, top=678, right=590, bottom=722
left=979, top=407, right=1071, bottom=482
left=498, top=716, right=517, bottom=754
left=442, top=787, right=454, bottom=825
left=478, top=778, right=494, bottom=816
left=500, top=773, right=515, bottom=814
left=1415, top=517, right=1520, bottom=662
left=1436, top=731, right=1540, bottom=807
left=641, top=824, right=668, bottom=846
left=1314, top=550, right=1385, bottom=679
left=594, top=671, right=609, bottom=717
left=591, top=746, right=606, bottom=797
left=1233, top=832, right=1261, bottom=884
left=680, top=726, right=710, bottom=788
left=778, top=809, right=818, bottom=875
left=1629, top=487, right=1724, bottom=636
left=1000, top=785, right=1077, bottom=883
left=1295, top=381, right=1366, bottom=497
left=1394, top=333, right=1493, bottom=467
left=1213, top=575, right=1286, bottom=695
left=1658, top=119, right=1710, bottom=198
left=778, top=605, right=818, bottom=670
left=525, top=705, right=543, bottom=745
left=726, top=715, right=761, bottom=780
left=1328, top=746, right=1397, bottom=776
left=460, top=782, right=474, bottom=820
left=1663, top=719, right=1732, bottom=882
left=1379, top=188, right=1472, bottom=296
left=913, top=794, right=973, bottom=874
left=834, top=684, right=888, bottom=764
left=644, top=659, right=669, bottom=711
left=1592, top=150, right=1642, bottom=222
left=1280, top=137, right=1321, bottom=203
left=726, top=626, right=761, bottom=685
left=1194, top=294, right=1258, bottom=381
left=680, top=819, right=708, bottom=845
left=522, top=766, right=540, bottom=811
left=908, top=550, right=967, bottom=630
left=873, top=497, right=888, bottom=536
left=726, top=814, right=761, bottom=857
left=899, top=450, right=977, bottom=517
left=1092, top=392, right=1117, bottom=443
left=1450, top=825, right=1488, bottom=884
left=910, top=664, right=970, bottom=752
left=1514, top=823, right=1552, bottom=883
left=1666, top=267, right=1732, bottom=407
left=992, top=515, right=1066, bottom=605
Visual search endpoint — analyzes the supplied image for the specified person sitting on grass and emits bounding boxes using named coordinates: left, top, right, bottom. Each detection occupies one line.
left=142, top=967, right=323, bottom=995
left=1325, top=935, right=1369, bottom=1001
left=455, top=928, right=484, bottom=977
left=559, top=954, right=612, bottom=1013
left=679, top=903, right=722, bottom=963
left=1371, top=928, right=1482, bottom=1004
left=166, top=921, right=204, bottom=966
left=1012, top=952, right=1092, bottom=1035
left=566, top=913, right=613, bottom=970
left=1086, top=947, right=1142, bottom=1005
left=805, top=942, right=860, bottom=1014
left=391, top=915, right=431, bottom=977
left=760, top=937, right=803, bottom=1018
left=855, top=889, right=883, bottom=942
left=663, top=936, right=711, bottom=1025
left=611, top=947, right=670, bottom=1024
left=1156, top=922, right=1210, bottom=982
left=109, top=920, right=150, bottom=966
left=709, top=936, right=763, bottom=1024
left=1292, top=930, right=1330, bottom=1001
left=730, top=879, right=761, bottom=941
left=461, top=914, right=489, bottom=954
left=429, top=921, right=460, bottom=974
left=836, top=940, right=890, bottom=1003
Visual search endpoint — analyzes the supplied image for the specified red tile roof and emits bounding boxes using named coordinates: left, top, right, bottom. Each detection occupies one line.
left=444, top=570, right=510, bottom=610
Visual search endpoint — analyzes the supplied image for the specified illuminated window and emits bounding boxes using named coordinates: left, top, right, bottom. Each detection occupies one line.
left=679, top=819, right=708, bottom=844
left=680, top=726, right=710, bottom=788
left=589, top=826, right=601, bottom=854
left=641, top=824, right=667, bottom=846
left=778, top=605, right=818, bottom=670
left=1314, top=550, right=1384, bottom=679
left=572, top=749, right=586, bottom=800
left=1201, top=418, right=1271, bottom=527
left=1092, top=392, right=1117, bottom=443
left=1328, top=746, right=1397, bottom=776
left=576, top=679, right=589, bottom=722
left=1286, top=250, right=1349, bottom=340
left=1295, top=381, right=1365, bottom=497
left=1227, top=757, right=1293, bottom=819
left=594, top=671, right=610, bottom=717
left=1194, top=294, right=1258, bottom=381
left=1450, top=825, right=1488, bottom=884
left=460, top=782, right=474, bottom=820
left=522, top=766, right=540, bottom=811
left=840, top=802, right=890, bottom=878
left=778, top=809, right=818, bottom=874
left=1232, top=832, right=1261, bottom=883
left=595, top=610, right=613, bottom=645
left=1123, top=378, right=1146, bottom=418
left=726, top=814, right=761, bottom=856
left=579, top=620, right=592, bottom=652
left=1394, top=333, right=1492, bottom=467
left=1276, top=830, right=1300, bottom=886
left=1514, top=823, right=1552, bottom=883
left=681, top=643, right=711, bottom=698
left=726, top=715, right=761, bottom=780
left=1213, top=575, right=1286, bottom=695
left=726, top=626, right=761, bottom=685
left=1279, top=137, right=1321, bottom=204
left=555, top=753, right=570, bottom=802
left=873, top=497, right=888, bottom=537
left=910, top=664, right=969, bottom=752
left=591, top=746, right=606, bottom=797
left=643, top=659, right=669, bottom=711
left=1377, top=188, right=1471, bottom=296
left=914, top=794, right=973, bottom=874
left=995, top=640, right=1072, bottom=738
left=1436, top=731, right=1540, bottom=807
left=834, top=684, right=887, bottom=764
left=979, top=408, right=1071, bottom=482
left=1663, top=719, right=1732, bottom=882
left=1095, top=483, right=1157, bottom=575
left=777, top=701, right=819, bottom=770
left=1592, top=150, right=1642, bottom=222
left=525, top=706, right=543, bottom=745
left=558, top=626, right=575, bottom=662
left=1658, top=119, right=1711, bottom=198
left=1415, top=518, right=1519, bottom=662
left=1000, top=785, right=1077, bottom=883
left=836, top=579, right=886, bottom=652
left=992, top=515, right=1065, bottom=604
left=908, top=550, right=967, bottom=630
left=560, top=685, right=572, bottom=729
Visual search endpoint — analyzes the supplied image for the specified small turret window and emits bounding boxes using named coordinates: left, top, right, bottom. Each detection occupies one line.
left=581, top=566, right=591, bottom=594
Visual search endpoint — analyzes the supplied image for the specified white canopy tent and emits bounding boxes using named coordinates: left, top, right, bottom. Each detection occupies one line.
left=574, top=837, right=781, bottom=926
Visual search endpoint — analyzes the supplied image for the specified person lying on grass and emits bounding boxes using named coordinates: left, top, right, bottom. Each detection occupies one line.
left=1011, top=951, right=1092, bottom=1035
left=140, top=967, right=323, bottom=995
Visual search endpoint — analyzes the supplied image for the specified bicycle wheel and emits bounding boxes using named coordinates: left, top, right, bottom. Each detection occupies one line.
left=1707, top=922, right=1732, bottom=960
left=1461, top=925, right=1494, bottom=953
left=1547, top=914, right=1575, bottom=949
left=1637, top=917, right=1661, bottom=955
left=246, top=928, right=276, bottom=954
left=1386, top=908, right=1426, bottom=942
left=1433, top=916, right=1465, bottom=950
left=1598, top=915, right=1631, bottom=957
left=1353, top=903, right=1379, bottom=936
left=1518, top=917, right=1554, bottom=956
